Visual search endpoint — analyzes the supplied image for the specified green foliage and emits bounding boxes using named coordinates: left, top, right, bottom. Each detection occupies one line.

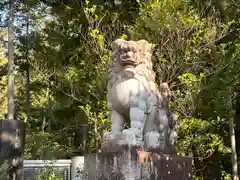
left=24, top=132, right=69, bottom=159
left=0, top=162, right=8, bottom=180
left=1, top=0, right=240, bottom=179
left=35, top=163, right=63, bottom=180
left=80, top=101, right=110, bottom=152
left=0, top=27, right=7, bottom=118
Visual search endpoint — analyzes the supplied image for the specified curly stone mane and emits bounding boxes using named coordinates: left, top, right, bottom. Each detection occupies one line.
left=107, top=39, right=155, bottom=88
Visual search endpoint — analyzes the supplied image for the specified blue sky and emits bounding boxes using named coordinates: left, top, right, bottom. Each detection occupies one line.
left=0, top=2, right=55, bottom=38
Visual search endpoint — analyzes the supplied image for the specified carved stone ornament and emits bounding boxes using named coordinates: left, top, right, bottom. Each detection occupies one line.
left=103, top=39, right=178, bottom=151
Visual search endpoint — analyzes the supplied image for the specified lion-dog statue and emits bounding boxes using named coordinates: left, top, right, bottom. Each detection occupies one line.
left=103, top=39, right=178, bottom=151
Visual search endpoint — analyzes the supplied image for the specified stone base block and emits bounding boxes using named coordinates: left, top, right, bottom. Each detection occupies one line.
left=84, top=146, right=192, bottom=180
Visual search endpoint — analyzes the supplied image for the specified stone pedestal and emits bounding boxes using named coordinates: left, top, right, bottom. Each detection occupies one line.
left=0, top=119, right=26, bottom=180
left=84, top=154, right=99, bottom=180
left=84, top=144, right=192, bottom=180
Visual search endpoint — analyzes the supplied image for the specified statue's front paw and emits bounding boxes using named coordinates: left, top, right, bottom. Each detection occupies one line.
left=103, top=131, right=122, bottom=141
left=121, top=129, right=144, bottom=147
left=122, top=129, right=137, bottom=146
left=144, top=131, right=166, bottom=150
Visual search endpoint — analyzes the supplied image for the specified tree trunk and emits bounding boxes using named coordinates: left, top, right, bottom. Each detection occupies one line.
left=47, top=82, right=52, bottom=132
left=231, top=89, right=240, bottom=180
left=26, top=15, right=31, bottom=122
left=230, top=116, right=239, bottom=180
left=7, top=0, right=14, bottom=120
left=234, top=90, right=240, bottom=169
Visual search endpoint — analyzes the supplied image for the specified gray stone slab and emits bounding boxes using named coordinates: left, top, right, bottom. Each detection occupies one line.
left=85, top=146, right=192, bottom=180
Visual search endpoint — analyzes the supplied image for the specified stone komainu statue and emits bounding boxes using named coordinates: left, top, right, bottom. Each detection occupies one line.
left=104, top=39, right=178, bottom=150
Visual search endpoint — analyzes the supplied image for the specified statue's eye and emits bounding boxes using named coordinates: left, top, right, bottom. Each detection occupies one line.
left=121, top=48, right=128, bottom=53
left=120, top=48, right=125, bottom=53
left=132, top=48, right=137, bottom=52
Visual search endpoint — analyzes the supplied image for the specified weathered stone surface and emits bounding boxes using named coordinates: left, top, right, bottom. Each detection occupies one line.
left=101, top=140, right=177, bottom=155
left=151, top=154, right=192, bottom=180
left=0, top=119, right=25, bottom=161
left=84, top=146, right=192, bottom=180
left=84, top=154, right=98, bottom=180
left=0, top=119, right=26, bottom=180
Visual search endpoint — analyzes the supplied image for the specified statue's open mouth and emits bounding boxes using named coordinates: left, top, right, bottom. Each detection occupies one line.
left=121, top=59, right=137, bottom=69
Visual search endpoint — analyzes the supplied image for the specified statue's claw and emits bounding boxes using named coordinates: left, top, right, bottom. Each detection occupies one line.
left=122, top=129, right=144, bottom=147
